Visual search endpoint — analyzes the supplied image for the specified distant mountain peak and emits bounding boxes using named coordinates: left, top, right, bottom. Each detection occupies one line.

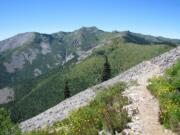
left=78, top=26, right=99, bottom=30
left=0, top=32, right=36, bottom=52
left=74, top=26, right=104, bottom=33
left=116, top=31, right=180, bottom=45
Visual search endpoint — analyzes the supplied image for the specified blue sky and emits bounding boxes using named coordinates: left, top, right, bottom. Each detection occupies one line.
left=0, top=0, right=180, bottom=40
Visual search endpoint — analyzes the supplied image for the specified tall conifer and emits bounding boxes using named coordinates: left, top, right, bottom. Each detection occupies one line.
left=102, top=55, right=111, bottom=82
left=64, top=80, right=70, bottom=99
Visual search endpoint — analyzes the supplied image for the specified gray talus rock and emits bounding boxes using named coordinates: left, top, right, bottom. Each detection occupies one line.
left=40, top=42, right=52, bottom=55
left=3, top=48, right=39, bottom=73
left=34, top=68, right=42, bottom=77
left=0, top=87, right=14, bottom=104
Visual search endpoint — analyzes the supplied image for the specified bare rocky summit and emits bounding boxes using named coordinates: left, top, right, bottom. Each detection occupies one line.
left=0, top=32, right=35, bottom=53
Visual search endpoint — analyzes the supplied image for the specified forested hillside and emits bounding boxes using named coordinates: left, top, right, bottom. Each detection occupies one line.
left=0, top=27, right=111, bottom=88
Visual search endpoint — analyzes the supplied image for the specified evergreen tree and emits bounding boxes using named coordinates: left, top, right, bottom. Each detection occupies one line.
left=64, top=80, right=70, bottom=99
left=0, top=108, right=21, bottom=135
left=102, top=55, right=111, bottom=82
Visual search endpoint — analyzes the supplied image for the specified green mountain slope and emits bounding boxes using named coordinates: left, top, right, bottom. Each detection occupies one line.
left=122, top=31, right=180, bottom=45
left=0, top=27, right=179, bottom=88
left=0, top=27, right=111, bottom=88
left=3, top=37, right=174, bottom=122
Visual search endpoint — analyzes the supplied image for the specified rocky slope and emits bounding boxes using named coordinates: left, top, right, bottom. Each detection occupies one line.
left=0, top=32, right=35, bottom=53
left=20, top=46, right=180, bottom=134
left=0, top=87, right=14, bottom=104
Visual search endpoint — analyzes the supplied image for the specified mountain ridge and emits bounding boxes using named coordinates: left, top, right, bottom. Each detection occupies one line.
left=0, top=27, right=179, bottom=123
left=0, top=27, right=111, bottom=88
left=20, top=46, right=180, bottom=133
left=1, top=27, right=180, bottom=43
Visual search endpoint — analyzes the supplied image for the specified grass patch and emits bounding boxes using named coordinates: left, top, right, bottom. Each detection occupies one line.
left=24, top=82, right=130, bottom=135
left=148, top=61, right=180, bottom=133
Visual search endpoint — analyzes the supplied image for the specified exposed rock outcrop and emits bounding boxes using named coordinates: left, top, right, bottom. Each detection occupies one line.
left=34, top=68, right=42, bottom=77
left=40, top=42, right=52, bottom=55
left=0, top=87, right=14, bottom=104
left=3, top=48, right=39, bottom=73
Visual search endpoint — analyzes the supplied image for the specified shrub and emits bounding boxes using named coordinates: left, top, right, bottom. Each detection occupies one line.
left=148, top=61, right=180, bottom=133
left=0, top=108, right=21, bottom=135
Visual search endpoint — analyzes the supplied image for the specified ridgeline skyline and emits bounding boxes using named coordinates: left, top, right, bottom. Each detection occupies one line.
left=0, top=0, right=179, bottom=40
